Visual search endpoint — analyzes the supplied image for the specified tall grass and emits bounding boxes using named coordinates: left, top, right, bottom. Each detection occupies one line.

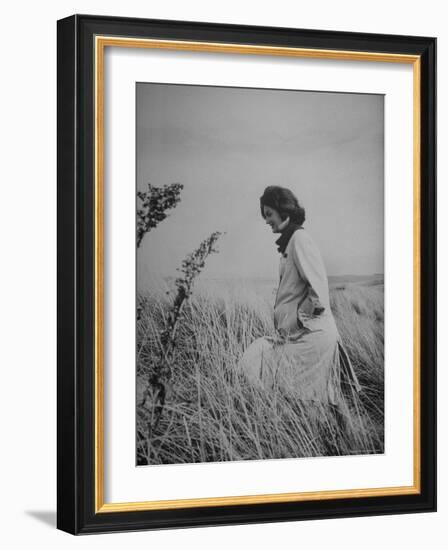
left=136, top=280, right=384, bottom=465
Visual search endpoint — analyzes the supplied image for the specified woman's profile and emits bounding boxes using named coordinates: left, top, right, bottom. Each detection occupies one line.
left=238, top=185, right=361, bottom=408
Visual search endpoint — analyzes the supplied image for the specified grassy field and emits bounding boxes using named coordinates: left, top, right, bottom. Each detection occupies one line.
left=136, top=276, right=384, bottom=466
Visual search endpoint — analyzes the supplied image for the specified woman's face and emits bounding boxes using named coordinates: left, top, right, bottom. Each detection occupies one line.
left=263, top=205, right=284, bottom=233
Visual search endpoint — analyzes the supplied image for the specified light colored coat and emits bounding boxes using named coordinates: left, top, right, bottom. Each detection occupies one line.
left=239, top=228, right=361, bottom=405
left=274, top=228, right=330, bottom=338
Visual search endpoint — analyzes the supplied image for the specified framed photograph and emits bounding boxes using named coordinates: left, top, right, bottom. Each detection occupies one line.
left=57, top=14, right=436, bottom=534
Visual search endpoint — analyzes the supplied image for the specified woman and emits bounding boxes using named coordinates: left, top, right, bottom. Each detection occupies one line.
left=238, top=186, right=361, bottom=406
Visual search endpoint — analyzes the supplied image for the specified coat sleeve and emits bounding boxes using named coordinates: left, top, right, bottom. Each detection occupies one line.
left=289, top=231, right=329, bottom=328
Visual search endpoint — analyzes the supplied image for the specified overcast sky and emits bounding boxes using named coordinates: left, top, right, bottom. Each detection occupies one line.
left=136, top=83, right=384, bottom=283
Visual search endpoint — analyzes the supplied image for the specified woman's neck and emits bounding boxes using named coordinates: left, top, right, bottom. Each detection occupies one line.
left=278, top=217, right=290, bottom=232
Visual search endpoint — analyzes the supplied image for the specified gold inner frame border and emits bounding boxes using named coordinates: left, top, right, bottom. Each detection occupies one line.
left=94, top=35, right=421, bottom=514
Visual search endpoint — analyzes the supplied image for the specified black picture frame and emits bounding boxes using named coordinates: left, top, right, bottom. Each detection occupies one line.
left=57, top=14, right=436, bottom=535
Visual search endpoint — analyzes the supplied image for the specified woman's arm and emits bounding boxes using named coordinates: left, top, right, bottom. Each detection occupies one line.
left=289, top=230, right=329, bottom=326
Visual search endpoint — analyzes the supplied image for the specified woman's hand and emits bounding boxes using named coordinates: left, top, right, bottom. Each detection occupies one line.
left=297, top=288, right=325, bottom=330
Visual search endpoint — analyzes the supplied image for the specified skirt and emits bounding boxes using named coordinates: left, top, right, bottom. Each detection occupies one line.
left=238, top=314, right=360, bottom=405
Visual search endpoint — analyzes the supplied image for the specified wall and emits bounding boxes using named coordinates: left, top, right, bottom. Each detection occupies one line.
left=0, top=1, right=444, bottom=548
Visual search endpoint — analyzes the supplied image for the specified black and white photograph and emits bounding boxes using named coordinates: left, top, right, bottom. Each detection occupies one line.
left=135, top=82, right=385, bottom=466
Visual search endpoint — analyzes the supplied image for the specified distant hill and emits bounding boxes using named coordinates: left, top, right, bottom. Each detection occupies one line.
left=328, top=274, right=384, bottom=288
left=139, top=273, right=384, bottom=302
left=159, top=273, right=384, bottom=286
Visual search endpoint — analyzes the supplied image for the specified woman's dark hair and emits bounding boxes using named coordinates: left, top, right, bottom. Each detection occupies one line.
left=260, top=186, right=306, bottom=225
